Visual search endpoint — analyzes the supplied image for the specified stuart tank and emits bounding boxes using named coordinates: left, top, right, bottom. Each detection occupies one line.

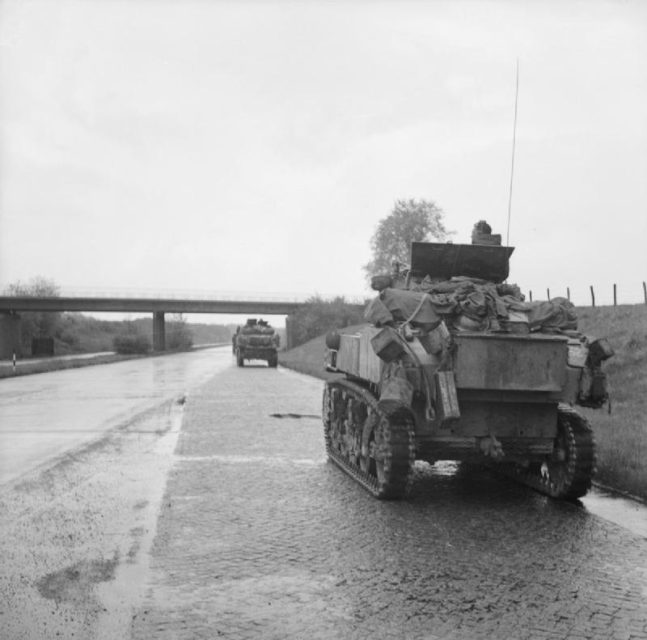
left=322, top=223, right=613, bottom=500
left=234, top=318, right=280, bottom=368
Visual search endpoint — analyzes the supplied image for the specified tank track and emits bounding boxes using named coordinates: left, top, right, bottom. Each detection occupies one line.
left=323, top=379, right=415, bottom=499
left=497, top=404, right=596, bottom=500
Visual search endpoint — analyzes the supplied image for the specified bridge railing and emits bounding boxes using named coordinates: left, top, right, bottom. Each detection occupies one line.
left=50, top=287, right=369, bottom=305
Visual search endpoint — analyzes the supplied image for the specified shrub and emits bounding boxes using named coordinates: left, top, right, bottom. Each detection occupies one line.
left=113, top=333, right=151, bottom=355
left=166, top=315, right=193, bottom=351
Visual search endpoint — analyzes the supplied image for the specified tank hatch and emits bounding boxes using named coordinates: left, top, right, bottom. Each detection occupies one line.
left=410, top=242, right=515, bottom=283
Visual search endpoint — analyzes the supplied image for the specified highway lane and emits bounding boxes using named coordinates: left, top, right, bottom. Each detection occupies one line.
left=130, top=364, right=647, bottom=639
left=0, top=346, right=231, bottom=485
left=1, top=349, right=646, bottom=639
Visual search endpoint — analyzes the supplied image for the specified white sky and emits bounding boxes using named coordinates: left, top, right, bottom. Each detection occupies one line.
left=1, top=0, right=646, bottom=323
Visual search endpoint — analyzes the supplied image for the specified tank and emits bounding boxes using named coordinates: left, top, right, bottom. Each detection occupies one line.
left=323, top=231, right=613, bottom=500
left=234, top=318, right=280, bottom=368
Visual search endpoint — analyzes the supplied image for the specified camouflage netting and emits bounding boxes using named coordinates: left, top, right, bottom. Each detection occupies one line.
left=365, top=277, right=578, bottom=335
left=240, top=320, right=276, bottom=335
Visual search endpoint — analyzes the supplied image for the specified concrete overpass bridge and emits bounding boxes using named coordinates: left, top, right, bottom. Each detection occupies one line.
left=0, top=294, right=331, bottom=356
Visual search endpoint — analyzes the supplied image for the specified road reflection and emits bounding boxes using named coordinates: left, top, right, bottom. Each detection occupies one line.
left=0, top=347, right=230, bottom=485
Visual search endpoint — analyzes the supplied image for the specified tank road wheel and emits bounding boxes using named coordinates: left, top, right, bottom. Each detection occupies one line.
left=236, top=348, right=244, bottom=367
left=504, top=405, right=596, bottom=500
left=322, top=379, right=415, bottom=499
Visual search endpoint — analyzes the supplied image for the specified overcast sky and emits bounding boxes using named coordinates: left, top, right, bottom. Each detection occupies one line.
left=1, top=0, right=646, bottom=322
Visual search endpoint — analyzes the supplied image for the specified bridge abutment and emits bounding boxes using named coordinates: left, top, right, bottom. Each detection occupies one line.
left=153, top=312, right=166, bottom=351
left=0, top=313, right=22, bottom=359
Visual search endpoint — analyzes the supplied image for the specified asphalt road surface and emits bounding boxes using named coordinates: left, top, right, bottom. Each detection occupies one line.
left=0, top=347, right=226, bottom=485
left=1, top=349, right=646, bottom=640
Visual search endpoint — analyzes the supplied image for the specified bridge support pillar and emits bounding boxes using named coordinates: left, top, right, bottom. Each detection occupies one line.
left=153, top=312, right=166, bottom=352
left=0, top=313, right=22, bottom=359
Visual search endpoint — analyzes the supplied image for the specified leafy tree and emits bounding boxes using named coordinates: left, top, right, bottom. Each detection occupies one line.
left=113, top=318, right=151, bottom=355
left=4, top=276, right=62, bottom=351
left=363, top=199, right=452, bottom=282
left=113, top=333, right=151, bottom=355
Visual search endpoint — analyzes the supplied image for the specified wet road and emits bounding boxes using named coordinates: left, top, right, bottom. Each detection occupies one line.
left=0, top=347, right=230, bottom=485
left=1, top=352, right=647, bottom=639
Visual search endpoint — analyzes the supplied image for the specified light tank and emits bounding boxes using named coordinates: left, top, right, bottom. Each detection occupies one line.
left=234, top=318, right=280, bottom=368
left=323, top=228, right=613, bottom=500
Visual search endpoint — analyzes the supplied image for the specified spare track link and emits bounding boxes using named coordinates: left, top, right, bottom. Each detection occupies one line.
left=323, top=378, right=415, bottom=499
left=500, top=404, right=596, bottom=500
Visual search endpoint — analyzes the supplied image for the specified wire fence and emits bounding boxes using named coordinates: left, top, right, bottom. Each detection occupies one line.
left=527, top=281, right=647, bottom=307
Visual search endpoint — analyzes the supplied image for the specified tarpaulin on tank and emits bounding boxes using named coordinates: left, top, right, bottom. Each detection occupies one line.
left=365, top=288, right=441, bottom=329
left=527, top=297, right=578, bottom=332
left=240, top=324, right=275, bottom=335
left=365, top=279, right=579, bottom=335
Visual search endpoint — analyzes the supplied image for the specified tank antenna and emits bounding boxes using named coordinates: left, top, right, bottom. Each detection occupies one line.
left=506, top=59, right=519, bottom=247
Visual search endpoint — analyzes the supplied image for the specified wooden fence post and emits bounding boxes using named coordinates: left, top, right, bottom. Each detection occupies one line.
left=613, top=283, right=617, bottom=307
left=547, top=288, right=550, bottom=301
left=567, top=287, right=570, bottom=301
left=590, top=285, right=595, bottom=307
left=643, top=281, right=646, bottom=304
left=529, top=290, right=533, bottom=302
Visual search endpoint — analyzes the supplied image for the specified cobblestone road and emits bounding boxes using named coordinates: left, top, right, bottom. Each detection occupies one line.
left=131, top=363, right=647, bottom=640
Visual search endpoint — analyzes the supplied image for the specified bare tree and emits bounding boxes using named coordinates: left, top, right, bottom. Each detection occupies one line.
left=5, top=276, right=61, bottom=350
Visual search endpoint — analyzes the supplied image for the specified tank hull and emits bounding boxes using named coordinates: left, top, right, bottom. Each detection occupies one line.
left=322, top=238, right=609, bottom=500
left=324, top=325, right=599, bottom=500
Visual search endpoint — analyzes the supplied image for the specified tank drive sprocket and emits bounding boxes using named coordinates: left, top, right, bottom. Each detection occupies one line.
left=323, top=379, right=415, bottom=499
left=500, top=404, right=596, bottom=500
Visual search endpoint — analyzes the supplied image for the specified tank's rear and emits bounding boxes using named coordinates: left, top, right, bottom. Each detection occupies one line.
left=416, top=332, right=568, bottom=462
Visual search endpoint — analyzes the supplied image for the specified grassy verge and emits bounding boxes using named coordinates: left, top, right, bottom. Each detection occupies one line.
left=0, top=353, right=138, bottom=378
left=278, top=336, right=344, bottom=383
left=577, top=305, right=647, bottom=500
left=279, top=306, right=647, bottom=500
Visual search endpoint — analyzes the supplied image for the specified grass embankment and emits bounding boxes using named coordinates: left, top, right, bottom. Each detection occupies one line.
left=279, top=306, right=647, bottom=500
left=577, top=305, right=647, bottom=499
left=0, top=353, right=135, bottom=378
left=278, top=337, right=341, bottom=382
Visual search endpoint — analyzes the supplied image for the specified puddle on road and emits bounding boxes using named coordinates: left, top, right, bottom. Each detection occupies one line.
left=91, top=399, right=186, bottom=640
left=426, top=460, right=461, bottom=477
left=418, top=461, right=647, bottom=539
left=581, top=487, right=647, bottom=539
left=37, top=555, right=118, bottom=604
left=178, top=453, right=323, bottom=466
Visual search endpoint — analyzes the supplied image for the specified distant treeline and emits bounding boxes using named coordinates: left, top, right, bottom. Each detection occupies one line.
left=25, top=312, right=232, bottom=356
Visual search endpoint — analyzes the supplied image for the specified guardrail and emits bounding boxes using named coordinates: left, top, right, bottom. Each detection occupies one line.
left=0, top=296, right=308, bottom=315
left=48, top=287, right=368, bottom=305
